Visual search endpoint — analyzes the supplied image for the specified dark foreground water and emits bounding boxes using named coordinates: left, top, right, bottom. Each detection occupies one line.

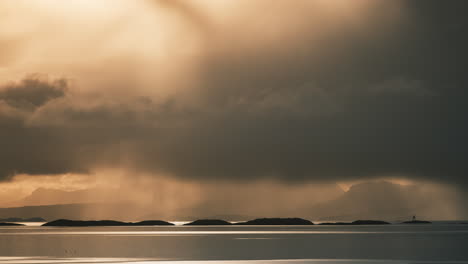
left=1, top=223, right=468, bottom=263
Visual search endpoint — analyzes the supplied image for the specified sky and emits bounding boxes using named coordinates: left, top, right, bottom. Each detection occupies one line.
left=0, top=0, right=467, bottom=220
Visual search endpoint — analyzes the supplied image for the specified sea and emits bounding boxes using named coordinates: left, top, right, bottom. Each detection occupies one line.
left=0, top=222, right=467, bottom=264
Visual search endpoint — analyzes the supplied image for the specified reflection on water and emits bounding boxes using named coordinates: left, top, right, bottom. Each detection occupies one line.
left=0, top=257, right=468, bottom=264
left=13, top=222, right=45, bottom=227
left=0, top=257, right=155, bottom=263
left=0, top=225, right=467, bottom=263
left=5, top=230, right=468, bottom=235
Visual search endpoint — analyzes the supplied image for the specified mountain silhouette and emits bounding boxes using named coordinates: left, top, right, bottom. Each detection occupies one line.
left=309, top=181, right=435, bottom=221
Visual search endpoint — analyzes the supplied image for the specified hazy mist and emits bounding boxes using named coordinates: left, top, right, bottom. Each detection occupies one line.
left=1, top=0, right=468, bottom=220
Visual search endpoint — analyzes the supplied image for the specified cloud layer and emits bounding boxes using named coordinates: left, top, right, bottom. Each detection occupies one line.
left=0, top=0, right=467, bottom=191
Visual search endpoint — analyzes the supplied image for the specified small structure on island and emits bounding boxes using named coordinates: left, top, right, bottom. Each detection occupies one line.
left=402, top=215, right=431, bottom=224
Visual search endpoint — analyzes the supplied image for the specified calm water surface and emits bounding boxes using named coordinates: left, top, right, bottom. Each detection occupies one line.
left=1, top=224, right=467, bottom=263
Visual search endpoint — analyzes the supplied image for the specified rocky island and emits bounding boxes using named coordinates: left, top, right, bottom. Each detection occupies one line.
left=42, top=219, right=174, bottom=226
left=37, top=217, right=433, bottom=227
left=184, top=219, right=232, bottom=225
left=235, top=218, right=314, bottom=225
left=402, top=220, right=432, bottom=224
left=320, top=220, right=390, bottom=225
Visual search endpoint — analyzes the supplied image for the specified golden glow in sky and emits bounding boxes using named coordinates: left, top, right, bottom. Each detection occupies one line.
left=6, top=0, right=447, bottom=220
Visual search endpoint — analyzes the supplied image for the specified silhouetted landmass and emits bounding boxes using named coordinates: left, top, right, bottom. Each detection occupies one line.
left=185, top=219, right=232, bottom=225
left=402, top=220, right=432, bottom=224
left=0, top=217, right=46, bottom=222
left=320, top=220, right=390, bottom=225
left=0, top=222, right=25, bottom=226
left=42, top=219, right=174, bottom=226
left=236, top=218, right=313, bottom=225
left=37, top=217, right=438, bottom=227
left=132, top=220, right=174, bottom=226
left=43, top=219, right=126, bottom=226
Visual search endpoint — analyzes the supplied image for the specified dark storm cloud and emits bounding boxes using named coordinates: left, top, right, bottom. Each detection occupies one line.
left=0, top=0, right=467, bottom=187
left=148, top=0, right=467, bottom=184
left=0, top=77, right=84, bottom=180
left=0, top=76, right=67, bottom=111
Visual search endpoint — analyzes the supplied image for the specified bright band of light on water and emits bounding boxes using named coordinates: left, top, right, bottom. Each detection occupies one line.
left=1, top=257, right=468, bottom=264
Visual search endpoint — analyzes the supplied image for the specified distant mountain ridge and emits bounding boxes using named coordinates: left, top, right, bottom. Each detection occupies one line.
left=309, top=181, right=440, bottom=221
left=0, top=181, right=460, bottom=221
left=12, top=188, right=117, bottom=207
left=0, top=217, right=45, bottom=222
left=311, top=181, right=417, bottom=221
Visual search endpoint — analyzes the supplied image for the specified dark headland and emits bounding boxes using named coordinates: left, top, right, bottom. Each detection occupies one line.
left=236, top=218, right=314, bottom=225
left=320, top=220, right=390, bottom=225
left=185, top=219, right=232, bottom=225
left=0, top=222, right=25, bottom=226
left=42, top=219, right=174, bottom=227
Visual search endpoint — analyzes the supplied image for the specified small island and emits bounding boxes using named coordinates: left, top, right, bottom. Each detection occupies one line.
left=402, top=220, right=432, bottom=224
left=184, top=219, right=232, bottom=225
left=0, top=222, right=25, bottom=226
left=402, top=216, right=431, bottom=224
left=235, top=218, right=314, bottom=225
left=42, top=219, right=174, bottom=227
left=320, top=220, right=390, bottom=225
left=133, top=220, right=174, bottom=226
